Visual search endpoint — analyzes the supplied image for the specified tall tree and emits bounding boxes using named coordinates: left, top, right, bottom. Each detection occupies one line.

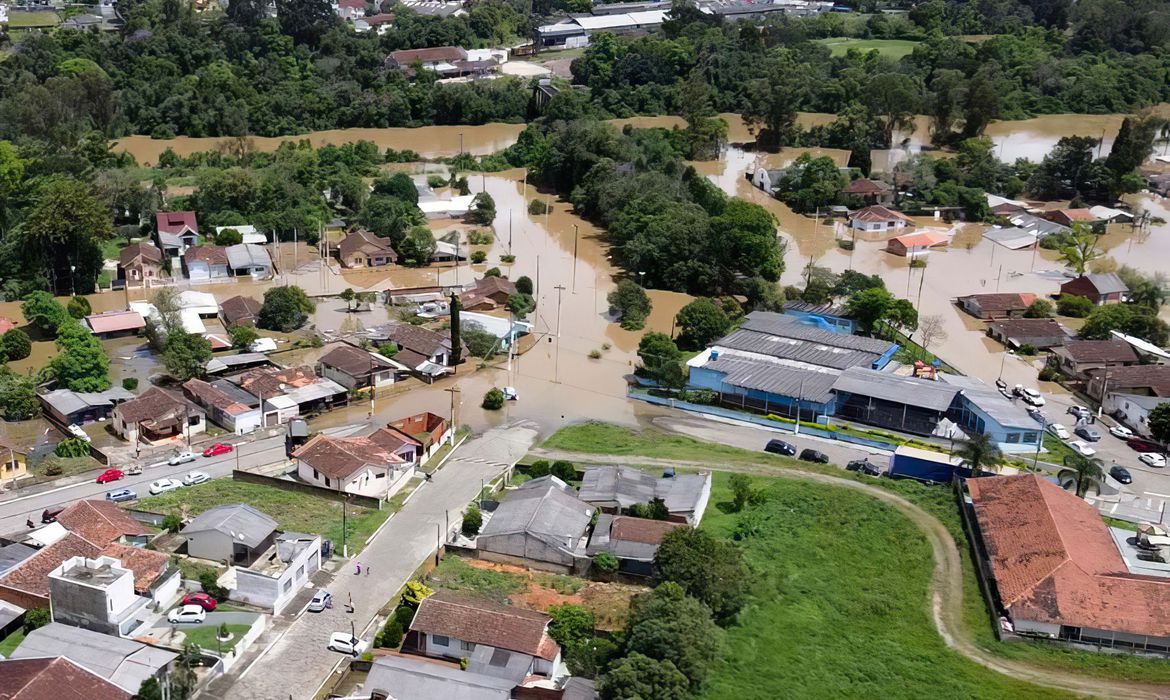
left=863, top=73, right=921, bottom=148
left=275, top=0, right=336, bottom=44
left=1059, top=227, right=1103, bottom=275
left=1105, top=115, right=1160, bottom=178
left=654, top=528, right=748, bottom=624
left=1061, top=452, right=1105, bottom=497
left=744, top=50, right=807, bottom=151
left=16, top=177, right=111, bottom=295
left=1146, top=402, right=1170, bottom=452
left=449, top=292, right=462, bottom=366
left=953, top=432, right=1003, bottom=473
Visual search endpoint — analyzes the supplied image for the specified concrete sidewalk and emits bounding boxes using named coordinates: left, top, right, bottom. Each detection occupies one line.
left=204, top=421, right=540, bottom=700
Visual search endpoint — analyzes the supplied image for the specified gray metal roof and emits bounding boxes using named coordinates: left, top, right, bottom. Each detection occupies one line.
left=226, top=244, right=272, bottom=270
left=1009, top=213, right=1070, bottom=237
left=205, top=352, right=270, bottom=374
left=0, top=543, right=37, bottom=577
left=711, top=312, right=895, bottom=371
left=656, top=473, right=710, bottom=515
left=578, top=466, right=709, bottom=516
left=478, top=477, right=593, bottom=553
left=40, top=388, right=136, bottom=417
left=1083, top=272, right=1129, bottom=296
left=209, top=379, right=261, bottom=408
left=181, top=504, right=277, bottom=548
left=831, top=367, right=961, bottom=411
left=13, top=622, right=177, bottom=692
left=942, top=375, right=1036, bottom=430
left=465, top=644, right=532, bottom=684
left=741, top=312, right=894, bottom=353
left=364, top=655, right=513, bottom=700
left=284, top=378, right=347, bottom=405
left=0, top=600, right=25, bottom=630
left=701, top=355, right=839, bottom=403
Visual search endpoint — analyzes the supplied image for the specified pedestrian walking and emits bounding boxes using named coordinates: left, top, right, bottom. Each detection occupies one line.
left=355, top=561, right=362, bottom=575
left=365, top=564, right=370, bottom=576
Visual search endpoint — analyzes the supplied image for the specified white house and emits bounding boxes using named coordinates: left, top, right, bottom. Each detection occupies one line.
left=183, top=245, right=231, bottom=282
left=1106, top=393, right=1165, bottom=438
left=292, top=427, right=419, bottom=498
left=849, top=205, right=915, bottom=232
left=226, top=244, right=274, bottom=279
left=182, top=378, right=263, bottom=434
left=226, top=531, right=321, bottom=614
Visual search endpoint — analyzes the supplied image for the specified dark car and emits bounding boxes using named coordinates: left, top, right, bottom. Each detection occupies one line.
left=799, top=448, right=830, bottom=464
left=846, top=459, right=882, bottom=476
left=1075, top=426, right=1101, bottom=442
left=1109, top=466, right=1133, bottom=485
left=1127, top=437, right=1164, bottom=453
left=764, top=439, right=796, bottom=456
left=41, top=506, right=65, bottom=524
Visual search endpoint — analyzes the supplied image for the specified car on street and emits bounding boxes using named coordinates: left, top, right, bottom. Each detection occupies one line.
left=1046, top=423, right=1071, bottom=440
left=126, top=465, right=143, bottom=476
left=327, top=632, right=367, bottom=656
left=1139, top=453, right=1167, bottom=468
left=169, top=451, right=197, bottom=466
left=167, top=605, right=207, bottom=624
left=846, top=459, right=882, bottom=476
left=105, top=489, right=137, bottom=503
left=503, top=386, right=519, bottom=400
left=1069, top=440, right=1097, bottom=457
left=764, top=439, right=796, bottom=456
left=1108, top=425, right=1135, bottom=439
left=1109, top=466, right=1133, bottom=485
left=182, top=471, right=210, bottom=486
left=1025, top=405, right=1046, bottom=422
left=202, top=443, right=233, bottom=457
left=1067, top=405, right=1092, bottom=420
left=308, top=590, right=333, bottom=612
left=1075, top=426, right=1101, bottom=442
left=181, top=593, right=218, bottom=612
left=1019, top=387, right=1045, bottom=407
left=1128, top=437, right=1164, bottom=453
left=149, top=478, right=183, bottom=495
left=799, top=448, right=830, bottom=464
left=96, top=468, right=124, bottom=484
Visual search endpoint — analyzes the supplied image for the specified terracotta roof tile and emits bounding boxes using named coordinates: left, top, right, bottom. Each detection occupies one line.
left=55, top=500, right=148, bottom=546
left=1058, top=339, right=1139, bottom=364
left=850, top=205, right=914, bottom=224
left=0, top=534, right=101, bottom=598
left=113, top=388, right=191, bottom=425
left=220, top=296, right=262, bottom=327
left=183, top=379, right=252, bottom=416
left=292, top=431, right=405, bottom=480
left=410, top=590, right=559, bottom=659
left=1085, top=365, right=1170, bottom=396
left=85, top=311, right=146, bottom=335
left=959, top=293, right=1035, bottom=312
left=842, top=178, right=890, bottom=195
left=183, top=245, right=229, bottom=266
left=338, top=230, right=397, bottom=262
left=0, top=657, right=131, bottom=700
left=118, top=243, right=163, bottom=268
left=100, top=543, right=169, bottom=593
left=319, top=344, right=396, bottom=377
left=156, top=211, right=197, bottom=235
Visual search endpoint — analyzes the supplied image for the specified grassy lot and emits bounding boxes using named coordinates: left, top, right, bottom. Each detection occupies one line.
left=6, top=10, right=60, bottom=27
left=0, top=627, right=26, bottom=657
left=183, top=623, right=251, bottom=654
left=817, top=38, right=920, bottom=60
left=100, top=238, right=132, bottom=262
left=27, top=455, right=102, bottom=486
left=138, top=480, right=389, bottom=547
left=699, top=473, right=1068, bottom=699
left=174, top=557, right=222, bottom=582
left=428, top=556, right=525, bottom=604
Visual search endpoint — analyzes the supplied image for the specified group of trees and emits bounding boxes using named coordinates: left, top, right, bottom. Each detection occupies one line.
left=258, top=285, right=316, bottom=332
left=21, top=292, right=111, bottom=392
left=143, top=289, right=213, bottom=382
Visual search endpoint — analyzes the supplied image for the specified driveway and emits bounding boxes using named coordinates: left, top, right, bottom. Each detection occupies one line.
left=203, top=422, right=540, bottom=700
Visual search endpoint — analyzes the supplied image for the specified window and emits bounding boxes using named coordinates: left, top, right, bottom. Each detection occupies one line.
left=188, top=415, right=200, bottom=426
left=313, top=468, right=319, bottom=480
left=1006, top=433, right=1021, bottom=444
left=432, top=635, right=449, bottom=647
left=283, top=579, right=292, bottom=593
left=376, top=472, right=386, bottom=479
left=296, top=565, right=305, bottom=579
left=460, top=641, right=475, bottom=652
left=1022, top=432, right=1038, bottom=444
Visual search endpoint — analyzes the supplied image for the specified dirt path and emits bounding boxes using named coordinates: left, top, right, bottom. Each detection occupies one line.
left=529, top=447, right=1170, bottom=700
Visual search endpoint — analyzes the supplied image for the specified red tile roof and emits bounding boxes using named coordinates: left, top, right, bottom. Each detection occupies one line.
left=337, top=229, right=397, bottom=263
left=850, top=205, right=914, bottom=224
left=410, top=590, right=560, bottom=660
left=292, top=431, right=406, bottom=480
left=234, top=365, right=320, bottom=398
left=888, top=230, right=949, bottom=249
left=959, top=293, right=1036, bottom=312
left=386, top=412, right=446, bottom=446
left=54, top=500, right=148, bottom=546
left=1058, top=339, right=1139, bottom=364
left=0, top=534, right=101, bottom=598
left=118, top=243, right=164, bottom=268
left=156, top=211, right=197, bottom=235
left=0, top=657, right=131, bottom=700
left=841, top=178, right=890, bottom=196
left=99, top=543, right=169, bottom=593
left=183, top=379, right=253, bottom=416
left=390, top=47, right=468, bottom=65
left=1086, top=364, right=1170, bottom=396
left=113, top=388, right=191, bottom=425
left=183, top=245, right=229, bottom=266
left=319, top=344, right=396, bottom=377
left=967, top=475, right=1170, bottom=638
left=85, top=311, right=146, bottom=335
left=1054, top=208, right=1098, bottom=222
left=220, top=295, right=262, bottom=327
left=610, top=516, right=683, bottom=545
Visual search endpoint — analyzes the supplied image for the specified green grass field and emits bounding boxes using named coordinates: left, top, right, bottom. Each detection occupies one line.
left=138, top=480, right=390, bottom=547
left=183, top=623, right=251, bottom=654
left=0, top=628, right=26, bottom=657
left=817, top=38, right=920, bottom=60
left=6, top=10, right=60, bottom=27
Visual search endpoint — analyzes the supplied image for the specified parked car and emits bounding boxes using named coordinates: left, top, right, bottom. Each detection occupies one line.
left=149, top=478, right=183, bottom=495
left=1025, top=405, right=1046, bottom=423
left=41, top=506, right=64, bottom=524
left=1128, top=437, right=1164, bottom=453
left=169, top=451, right=197, bottom=466
left=764, top=439, right=796, bottom=456
left=327, top=632, right=367, bottom=656
left=202, top=443, right=233, bottom=458
left=167, top=605, right=207, bottom=624
left=1139, top=453, right=1167, bottom=468
left=1067, top=405, right=1092, bottom=420
left=126, top=465, right=143, bottom=476
left=1069, top=440, right=1097, bottom=457
left=799, top=448, right=829, bottom=464
left=105, top=489, right=137, bottom=503
left=846, top=459, right=882, bottom=476
left=1046, top=423, right=1071, bottom=440
left=182, top=471, right=210, bottom=486
left=308, top=590, right=333, bottom=613
left=96, top=469, right=124, bottom=484
left=1075, top=426, right=1101, bottom=442
left=1108, top=425, right=1135, bottom=439
left=1109, top=466, right=1133, bottom=485
left=181, top=592, right=218, bottom=612
left=1020, top=387, right=1045, bottom=407
left=67, top=424, right=91, bottom=442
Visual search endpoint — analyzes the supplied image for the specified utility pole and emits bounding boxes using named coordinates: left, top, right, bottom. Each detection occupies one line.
left=571, top=225, right=579, bottom=292
left=554, top=285, right=566, bottom=384
left=508, top=210, right=513, bottom=254
left=444, top=386, right=460, bottom=432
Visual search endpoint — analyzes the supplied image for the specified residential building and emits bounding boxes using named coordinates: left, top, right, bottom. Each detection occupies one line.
left=698, top=0, right=832, bottom=20
left=1046, top=208, right=1102, bottom=229
left=986, top=318, right=1068, bottom=350
left=183, top=245, right=231, bottom=283
left=226, top=531, right=321, bottom=614
left=110, top=388, right=205, bottom=444
left=963, top=474, right=1170, bottom=653
left=338, top=229, right=398, bottom=268
left=1086, top=365, right=1170, bottom=402
left=476, top=477, right=595, bottom=574
left=1088, top=205, right=1134, bottom=224
left=1105, top=393, right=1165, bottom=438
left=1051, top=339, right=1140, bottom=379
left=460, top=276, right=518, bottom=311
left=1009, top=213, right=1070, bottom=238
left=226, top=243, right=274, bottom=279
left=781, top=300, right=856, bottom=334
left=117, top=244, right=165, bottom=284
left=941, top=375, right=1043, bottom=453
left=47, top=556, right=152, bottom=635
left=367, top=323, right=460, bottom=382
left=182, top=504, right=278, bottom=566
left=228, top=365, right=348, bottom=415
left=292, top=427, right=417, bottom=498
left=155, top=211, right=198, bottom=254
left=84, top=310, right=146, bottom=339
left=317, top=343, right=402, bottom=390
left=219, top=295, right=262, bottom=328
left=204, top=352, right=273, bottom=376
left=586, top=515, right=684, bottom=577
left=54, top=500, right=149, bottom=548
left=1060, top=273, right=1130, bottom=305
left=406, top=590, right=567, bottom=683
left=841, top=177, right=893, bottom=205
left=386, top=46, right=478, bottom=76
left=182, top=378, right=263, bottom=434
left=1109, top=330, right=1170, bottom=365
left=957, top=292, right=1037, bottom=320
left=0, top=657, right=132, bottom=700
left=578, top=466, right=711, bottom=525
left=848, top=205, right=914, bottom=233
left=0, top=600, right=23, bottom=639
left=983, top=226, right=1039, bottom=250
left=333, top=0, right=365, bottom=19
left=38, top=387, right=135, bottom=427
left=885, top=229, right=950, bottom=258
left=0, top=544, right=37, bottom=579
left=536, top=10, right=667, bottom=49
left=385, top=411, right=452, bottom=463
left=364, top=655, right=515, bottom=700
left=214, top=224, right=265, bottom=244
left=12, top=623, right=177, bottom=692
left=0, top=436, right=28, bottom=489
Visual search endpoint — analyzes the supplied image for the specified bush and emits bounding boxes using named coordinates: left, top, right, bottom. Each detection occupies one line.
left=607, top=280, right=651, bottom=331
left=461, top=504, right=483, bottom=537
left=376, top=618, right=404, bottom=648
left=393, top=605, right=415, bottom=628
left=551, top=460, right=576, bottom=481
left=467, top=229, right=494, bottom=245
left=548, top=604, right=595, bottom=649
left=199, top=571, right=229, bottom=601
left=908, top=258, right=927, bottom=268
left=500, top=254, right=515, bottom=263
left=162, top=513, right=183, bottom=533
left=470, top=250, right=487, bottom=264
left=0, top=329, right=31, bottom=361
left=528, top=460, right=550, bottom=477
left=1039, top=366, right=1060, bottom=382
left=592, top=552, right=618, bottom=578
left=515, top=276, right=533, bottom=295
left=1057, top=294, right=1093, bottom=318
left=66, top=296, right=92, bottom=320
left=54, top=438, right=89, bottom=458
left=122, top=377, right=138, bottom=391
left=1017, top=343, right=1037, bottom=355
left=22, top=608, right=50, bottom=633
left=42, top=461, right=64, bottom=477
left=1024, top=298, right=1055, bottom=318
left=426, top=175, right=446, bottom=188
left=482, top=388, right=505, bottom=410
left=528, top=199, right=548, bottom=215
left=588, top=349, right=602, bottom=359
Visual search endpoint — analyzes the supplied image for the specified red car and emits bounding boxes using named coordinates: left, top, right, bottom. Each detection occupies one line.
left=1127, top=437, right=1164, bottom=453
left=96, top=469, right=124, bottom=484
left=202, top=443, right=234, bottom=457
left=181, top=592, right=218, bottom=612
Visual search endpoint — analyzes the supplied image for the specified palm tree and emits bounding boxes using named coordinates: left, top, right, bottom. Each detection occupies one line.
left=953, top=432, right=1003, bottom=474
left=1061, top=453, right=1105, bottom=497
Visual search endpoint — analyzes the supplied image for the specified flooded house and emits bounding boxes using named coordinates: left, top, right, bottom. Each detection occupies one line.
left=110, top=388, right=206, bottom=444
left=848, top=205, right=915, bottom=233
left=337, top=229, right=398, bottom=269
left=1059, top=273, right=1130, bottom=305
left=116, top=244, right=166, bottom=286
left=154, top=211, right=198, bottom=255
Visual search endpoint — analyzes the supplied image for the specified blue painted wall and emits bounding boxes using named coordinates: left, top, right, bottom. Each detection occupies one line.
left=688, top=366, right=837, bottom=416
left=949, top=396, right=1041, bottom=454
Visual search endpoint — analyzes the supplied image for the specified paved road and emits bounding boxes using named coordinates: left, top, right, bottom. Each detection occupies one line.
left=0, top=434, right=288, bottom=534
left=649, top=413, right=882, bottom=467
left=204, top=422, right=540, bottom=700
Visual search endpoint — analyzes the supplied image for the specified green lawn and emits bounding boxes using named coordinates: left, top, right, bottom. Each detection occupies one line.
left=0, top=627, right=26, bottom=657
left=427, top=556, right=526, bottom=604
left=101, top=238, right=131, bottom=261
left=137, top=480, right=390, bottom=548
left=817, top=38, right=921, bottom=60
left=183, top=623, right=252, bottom=654
left=699, top=473, right=1068, bottom=699
left=6, top=11, right=60, bottom=27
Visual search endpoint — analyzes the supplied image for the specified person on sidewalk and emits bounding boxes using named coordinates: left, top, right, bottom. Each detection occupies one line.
left=355, top=561, right=362, bottom=575
left=365, top=564, right=370, bottom=576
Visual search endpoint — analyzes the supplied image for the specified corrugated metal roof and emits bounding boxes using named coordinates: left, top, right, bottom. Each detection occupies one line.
left=941, top=375, right=1036, bottom=430
left=831, top=367, right=960, bottom=411
left=713, top=330, right=880, bottom=371
left=478, top=477, right=593, bottom=552
left=13, top=623, right=177, bottom=692
left=702, top=356, right=839, bottom=403
left=741, top=311, right=895, bottom=352
left=181, top=504, right=276, bottom=548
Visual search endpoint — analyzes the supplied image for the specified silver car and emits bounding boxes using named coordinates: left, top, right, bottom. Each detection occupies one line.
left=308, top=590, right=332, bottom=612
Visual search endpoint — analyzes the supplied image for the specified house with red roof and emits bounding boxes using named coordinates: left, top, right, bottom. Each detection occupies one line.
left=848, top=205, right=914, bottom=233
left=292, top=426, right=418, bottom=498
left=885, top=228, right=951, bottom=258
left=1046, top=208, right=1103, bottom=229
left=154, top=211, right=199, bottom=255
left=84, top=310, right=146, bottom=339
left=385, top=411, right=452, bottom=463
left=0, top=657, right=131, bottom=700
left=841, top=177, right=893, bottom=206
left=963, top=474, right=1170, bottom=653
left=956, top=292, right=1037, bottom=320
